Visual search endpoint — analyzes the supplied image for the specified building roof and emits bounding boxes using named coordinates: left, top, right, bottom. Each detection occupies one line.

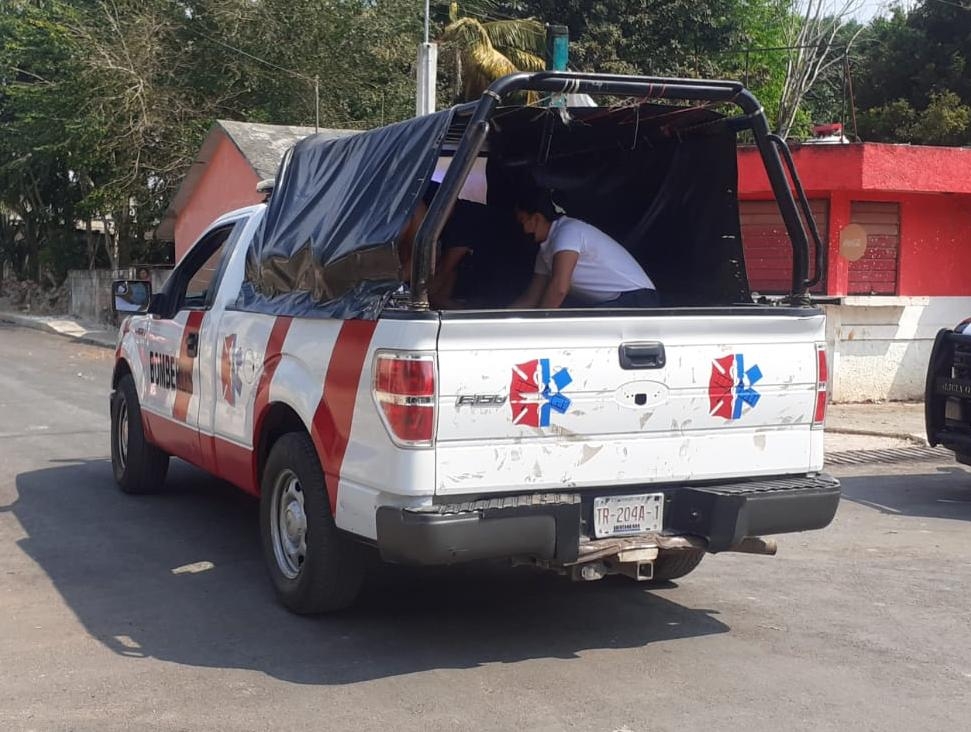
left=216, top=120, right=358, bottom=180
left=157, top=120, right=359, bottom=241
left=739, top=142, right=971, bottom=196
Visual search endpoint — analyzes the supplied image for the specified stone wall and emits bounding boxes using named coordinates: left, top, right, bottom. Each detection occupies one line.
left=67, top=268, right=172, bottom=323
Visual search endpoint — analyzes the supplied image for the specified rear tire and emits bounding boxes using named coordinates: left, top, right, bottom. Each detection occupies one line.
left=651, top=549, right=705, bottom=581
left=110, top=373, right=169, bottom=494
left=259, top=432, right=366, bottom=614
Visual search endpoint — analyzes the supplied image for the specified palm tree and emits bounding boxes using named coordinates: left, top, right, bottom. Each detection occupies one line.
left=441, top=2, right=546, bottom=102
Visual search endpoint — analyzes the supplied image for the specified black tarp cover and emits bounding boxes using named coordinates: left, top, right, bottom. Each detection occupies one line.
left=237, top=109, right=454, bottom=319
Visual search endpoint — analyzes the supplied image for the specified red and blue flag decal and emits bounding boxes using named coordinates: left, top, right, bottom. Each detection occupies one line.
left=220, top=334, right=243, bottom=406
left=510, top=358, right=573, bottom=427
left=709, top=353, right=762, bottom=421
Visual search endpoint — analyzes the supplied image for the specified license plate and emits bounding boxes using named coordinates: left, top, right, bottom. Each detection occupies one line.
left=592, top=493, right=664, bottom=538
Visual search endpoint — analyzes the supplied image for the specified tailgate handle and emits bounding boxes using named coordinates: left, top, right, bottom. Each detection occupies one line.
left=619, top=342, right=665, bottom=370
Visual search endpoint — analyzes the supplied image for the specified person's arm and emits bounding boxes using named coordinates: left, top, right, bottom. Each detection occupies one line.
left=510, top=273, right=548, bottom=308
left=428, top=246, right=469, bottom=308
left=539, top=250, right=579, bottom=308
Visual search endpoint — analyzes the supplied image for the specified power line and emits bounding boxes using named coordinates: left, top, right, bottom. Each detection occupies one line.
left=180, top=24, right=313, bottom=83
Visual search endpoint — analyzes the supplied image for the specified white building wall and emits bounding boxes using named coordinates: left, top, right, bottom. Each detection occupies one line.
left=823, top=297, right=971, bottom=402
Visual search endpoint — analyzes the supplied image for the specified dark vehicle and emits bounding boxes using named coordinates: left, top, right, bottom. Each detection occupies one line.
left=925, top=319, right=971, bottom=462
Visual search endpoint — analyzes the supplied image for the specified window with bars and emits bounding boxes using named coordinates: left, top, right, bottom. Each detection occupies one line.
left=739, top=199, right=829, bottom=294
left=847, top=201, right=900, bottom=296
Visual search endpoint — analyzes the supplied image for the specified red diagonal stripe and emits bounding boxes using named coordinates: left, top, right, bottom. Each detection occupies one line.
left=311, top=320, right=377, bottom=513
left=172, top=310, right=205, bottom=422
left=253, top=316, right=293, bottom=426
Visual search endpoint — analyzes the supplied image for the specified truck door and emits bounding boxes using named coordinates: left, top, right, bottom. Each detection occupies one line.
left=141, top=221, right=241, bottom=468
left=190, top=213, right=265, bottom=491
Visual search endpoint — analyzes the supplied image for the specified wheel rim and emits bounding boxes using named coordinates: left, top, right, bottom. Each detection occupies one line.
left=270, top=469, right=307, bottom=580
left=115, top=395, right=129, bottom=470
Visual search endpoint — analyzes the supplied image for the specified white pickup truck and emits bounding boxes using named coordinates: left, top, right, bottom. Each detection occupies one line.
left=110, top=72, right=839, bottom=614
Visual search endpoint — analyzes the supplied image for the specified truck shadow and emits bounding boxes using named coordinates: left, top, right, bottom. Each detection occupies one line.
left=838, top=465, right=971, bottom=522
left=5, top=459, right=728, bottom=685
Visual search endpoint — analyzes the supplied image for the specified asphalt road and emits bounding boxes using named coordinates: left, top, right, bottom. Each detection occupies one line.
left=1, top=322, right=970, bottom=731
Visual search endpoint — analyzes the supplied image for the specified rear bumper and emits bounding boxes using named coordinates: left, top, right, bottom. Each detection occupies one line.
left=375, top=474, right=841, bottom=565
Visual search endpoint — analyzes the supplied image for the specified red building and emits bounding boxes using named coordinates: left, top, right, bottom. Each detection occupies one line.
left=739, top=143, right=971, bottom=402
left=738, top=143, right=971, bottom=298
left=158, top=120, right=358, bottom=261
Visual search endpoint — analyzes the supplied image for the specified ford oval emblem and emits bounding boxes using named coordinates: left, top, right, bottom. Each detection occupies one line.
left=614, top=380, right=669, bottom=409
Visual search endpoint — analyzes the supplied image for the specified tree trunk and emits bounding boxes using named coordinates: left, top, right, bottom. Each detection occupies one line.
left=101, top=216, right=118, bottom=271
left=25, top=220, right=40, bottom=283
left=116, top=205, right=132, bottom=268
left=86, top=219, right=97, bottom=269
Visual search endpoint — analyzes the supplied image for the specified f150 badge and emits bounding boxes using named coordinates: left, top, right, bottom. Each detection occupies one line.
left=456, top=394, right=507, bottom=406
left=510, top=358, right=573, bottom=428
left=709, top=353, right=762, bottom=421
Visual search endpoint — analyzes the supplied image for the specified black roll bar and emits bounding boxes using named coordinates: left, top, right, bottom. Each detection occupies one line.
left=768, top=133, right=826, bottom=290
left=411, top=71, right=814, bottom=306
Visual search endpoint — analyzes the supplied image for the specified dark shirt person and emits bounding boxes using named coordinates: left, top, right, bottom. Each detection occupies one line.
left=400, top=181, right=535, bottom=307
left=511, top=189, right=658, bottom=309
left=428, top=198, right=535, bottom=308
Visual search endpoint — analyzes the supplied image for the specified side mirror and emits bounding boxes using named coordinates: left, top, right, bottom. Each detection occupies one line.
left=111, top=279, right=152, bottom=314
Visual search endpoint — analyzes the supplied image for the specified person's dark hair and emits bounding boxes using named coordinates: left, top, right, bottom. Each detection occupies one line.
left=136, top=267, right=150, bottom=280
left=514, top=188, right=560, bottom=221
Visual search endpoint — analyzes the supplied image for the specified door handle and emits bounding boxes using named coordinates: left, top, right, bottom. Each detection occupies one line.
left=186, top=331, right=199, bottom=358
left=619, top=342, right=666, bottom=370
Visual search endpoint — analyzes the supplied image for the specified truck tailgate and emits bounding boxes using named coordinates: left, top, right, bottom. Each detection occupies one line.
left=435, top=311, right=825, bottom=496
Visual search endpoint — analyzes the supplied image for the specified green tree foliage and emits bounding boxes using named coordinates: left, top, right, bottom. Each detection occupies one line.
left=0, top=0, right=426, bottom=280
left=2, top=0, right=968, bottom=284
left=859, top=91, right=971, bottom=145
left=490, top=0, right=819, bottom=133
left=442, top=3, right=545, bottom=101
left=494, top=0, right=770, bottom=77
left=854, top=1, right=971, bottom=145
left=0, top=1, right=91, bottom=280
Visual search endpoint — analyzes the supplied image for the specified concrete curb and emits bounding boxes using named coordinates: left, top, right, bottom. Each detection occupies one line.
left=826, top=426, right=928, bottom=446
left=0, top=311, right=116, bottom=350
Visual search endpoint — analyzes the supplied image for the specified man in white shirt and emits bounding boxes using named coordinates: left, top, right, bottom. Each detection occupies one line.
left=511, top=189, right=658, bottom=308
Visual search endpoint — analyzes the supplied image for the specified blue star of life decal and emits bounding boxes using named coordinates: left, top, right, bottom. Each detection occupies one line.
left=510, top=358, right=573, bottom=427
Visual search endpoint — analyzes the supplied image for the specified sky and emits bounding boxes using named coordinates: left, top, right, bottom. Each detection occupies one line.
left=850, top=0, right=914, bottom=21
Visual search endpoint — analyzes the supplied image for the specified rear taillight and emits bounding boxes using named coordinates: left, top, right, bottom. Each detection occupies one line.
left=813, top=345, right=828, bottom=428
left=373, top=351, right=436, bottom=446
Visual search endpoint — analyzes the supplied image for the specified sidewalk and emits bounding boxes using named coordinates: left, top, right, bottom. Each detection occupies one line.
left=1, top=309, right=927, bottom=448
left=826, top=401, right=925, bottom=445
left=0, top=310, right=117, bottom=349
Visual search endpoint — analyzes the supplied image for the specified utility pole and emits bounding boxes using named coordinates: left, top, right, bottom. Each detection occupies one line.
left=545, top=24, right=569, bottom=107
left=416, top=0, right=437, bottom=115
left=545, top=25, right=569, bottom=71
